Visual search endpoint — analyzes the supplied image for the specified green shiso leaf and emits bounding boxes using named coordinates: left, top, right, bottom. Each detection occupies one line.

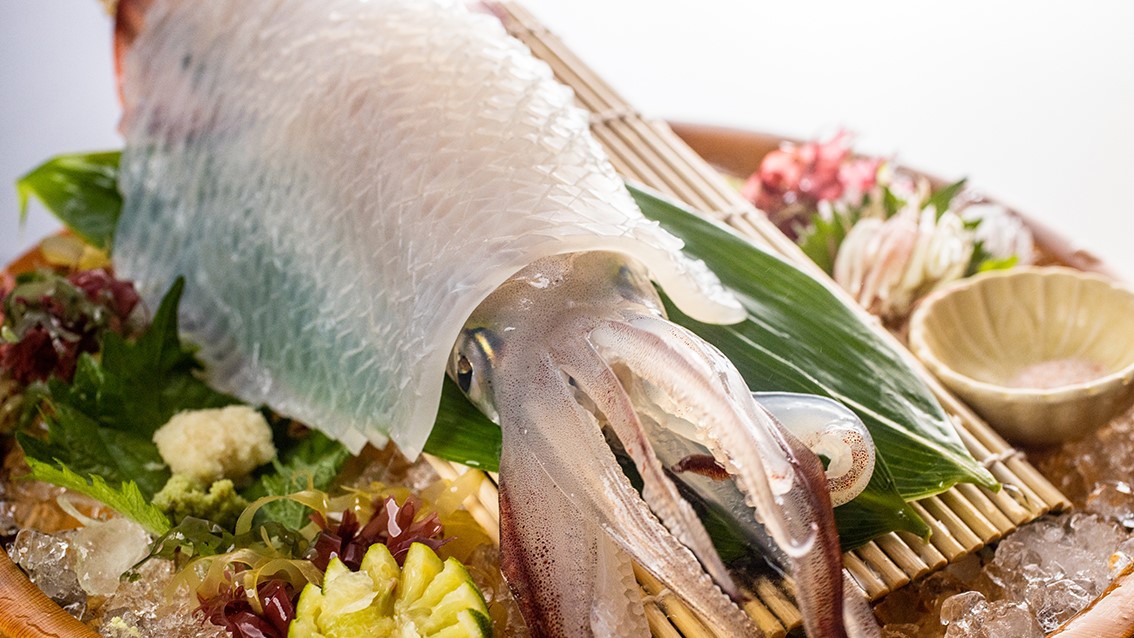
left=18, top=280, right=238, bottom=514
left=797, top=210, right=854, bottom=275
left=17, top=151, right=122, bottom=251
left=45, top=278, right=239, bottom=438
left=629, top=184, right=997, bottom=504
left=18, top=400, right=170, bottom=498
left=20, top=458, right=171, bottom=536
left=243, top=429, right=353, bottom=529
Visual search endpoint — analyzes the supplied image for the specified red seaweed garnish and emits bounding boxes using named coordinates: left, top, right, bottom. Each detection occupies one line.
left=308, top=495, right=448, bottom=571
left=197, top=579, right=298, bottom=638
left=67, top=268, right=140, bottom=333
left=0, top=269, right=140, bottom=384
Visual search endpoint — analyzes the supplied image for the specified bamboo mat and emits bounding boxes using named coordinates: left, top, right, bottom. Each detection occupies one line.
left=467, top=3, right=1068, bottom=635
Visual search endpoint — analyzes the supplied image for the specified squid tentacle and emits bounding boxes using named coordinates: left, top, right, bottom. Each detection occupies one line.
left=495, top=353, right=761, bottom=637
left=842, top=573, right=883, bottom=638
left=589, top=318, right=811, bottom=556
left=592, top=518, right=651, bottom=635
left=754, top=392, right=877, bottom=507
left=626, top=395, right=785, bottom=564
left=554, top=338, right=739, bottom=599
left=767, top=414, right=857, bottom=638
left=498, top=425, right=650, bottom=637
left=588, top=316, right=882, bottom=637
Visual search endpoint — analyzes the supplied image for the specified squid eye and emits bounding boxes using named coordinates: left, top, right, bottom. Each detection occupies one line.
left=456, top=354, right=474, bottom=393
left=614, top=263, right=655, bottom=304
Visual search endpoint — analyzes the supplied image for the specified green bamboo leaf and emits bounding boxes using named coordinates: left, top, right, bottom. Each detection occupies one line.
left=628, top=184, right=997, bottom=504
left=424, top=378, right=502, bottom=471
left=17, top=151, right=122, bottom=251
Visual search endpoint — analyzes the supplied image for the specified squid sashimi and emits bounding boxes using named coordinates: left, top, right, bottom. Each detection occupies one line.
left=113, top=1, right=878, bottom=636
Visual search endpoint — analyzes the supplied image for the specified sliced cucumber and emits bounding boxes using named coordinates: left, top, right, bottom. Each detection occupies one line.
left=289, top=543, right=492, bottom=638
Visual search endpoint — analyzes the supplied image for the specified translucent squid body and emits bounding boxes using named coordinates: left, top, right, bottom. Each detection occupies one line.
left=113, top=0, right=879, bottom=635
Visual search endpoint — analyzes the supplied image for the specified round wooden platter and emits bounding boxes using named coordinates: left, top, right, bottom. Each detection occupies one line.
left=1, top=126, right=1130, bottom=638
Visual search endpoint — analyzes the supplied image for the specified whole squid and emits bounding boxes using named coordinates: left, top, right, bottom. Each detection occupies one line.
left=113, top=0, right=879, bottom=636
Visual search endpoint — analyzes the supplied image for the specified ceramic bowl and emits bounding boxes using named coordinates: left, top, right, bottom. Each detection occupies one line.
left=909, top=267, right=1134, bottom=446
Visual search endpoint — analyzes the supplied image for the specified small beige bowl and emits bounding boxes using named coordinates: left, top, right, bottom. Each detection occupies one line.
left=909, top=267, right=1134, bottom=446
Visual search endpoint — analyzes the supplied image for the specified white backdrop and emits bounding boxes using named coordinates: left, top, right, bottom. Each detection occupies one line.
left=3, top=1, right=1132, bottom=278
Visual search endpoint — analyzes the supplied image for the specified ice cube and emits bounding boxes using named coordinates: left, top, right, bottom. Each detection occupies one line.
left=941, top=591, right=1043, bottom=638
left=72, top=516, right=151, bottom=596
left=94, top=559, right=226, bottom=638
left=1087, top=480, right=1134, bottom=529
left=1030, top=578, right=1093, bottom=631
left=1035, top=407, right=1134, bottom=505
left=9, top=529, right=87, bottom=617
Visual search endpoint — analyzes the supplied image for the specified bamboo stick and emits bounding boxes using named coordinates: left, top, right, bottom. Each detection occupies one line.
left=909, top=501, right=969, bottom=561
left=956, top=483, right=1017, bottom=533
left=937, top=490, right=1002, bottom=544
left=643, top=603, right=686, bottom=638
left=896, top=530, right=949, bottom=572
left=753, top=576, right=804, bottom=628
left=854, top=542, right=912, bottom=590
left=842, top=553, right=888, bottom=600
left=633, top=565, right=716, bottom=638
left=918, top=497, right=984, bottom=552
left=740, top=594, right=788, bottom=638
left=875, top=533, right=934, bottom=580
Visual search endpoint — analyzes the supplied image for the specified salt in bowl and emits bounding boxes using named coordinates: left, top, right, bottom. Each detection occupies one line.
left=909, top=267, right=1134, bottom=446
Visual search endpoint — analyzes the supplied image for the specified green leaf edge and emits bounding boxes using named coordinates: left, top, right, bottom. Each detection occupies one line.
left=16, top=151, right=123, bottom=249
left=21, top=456, right=171, bottom=536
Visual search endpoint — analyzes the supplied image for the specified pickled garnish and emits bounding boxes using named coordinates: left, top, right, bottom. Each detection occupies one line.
left=290, top=542, right=491, bottom=638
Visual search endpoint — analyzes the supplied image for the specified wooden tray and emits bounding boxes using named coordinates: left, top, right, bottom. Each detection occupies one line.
left=4, top=3, right=1126, bottom=637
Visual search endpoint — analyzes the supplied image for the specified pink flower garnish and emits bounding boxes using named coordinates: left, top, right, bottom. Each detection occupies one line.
left=743, top=148, right=805, bottom=202
left=742, top=130, right=875, bottom=235
left=839, top=157, right=882, bottom=200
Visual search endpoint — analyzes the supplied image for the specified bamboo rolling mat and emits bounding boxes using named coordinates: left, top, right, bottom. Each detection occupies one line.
left=468, top=3, right=1066, bottom=635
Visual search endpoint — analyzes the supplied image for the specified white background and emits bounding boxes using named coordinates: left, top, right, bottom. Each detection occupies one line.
left=3, top=1, right=1132, bottom=278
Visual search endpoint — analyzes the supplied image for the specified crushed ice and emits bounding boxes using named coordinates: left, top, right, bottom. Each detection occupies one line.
left=6, top=525, right=222, bottom=637
left=878, top=406, right=1134, bottom=636
left=10, top=529, right=88, bottom=619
